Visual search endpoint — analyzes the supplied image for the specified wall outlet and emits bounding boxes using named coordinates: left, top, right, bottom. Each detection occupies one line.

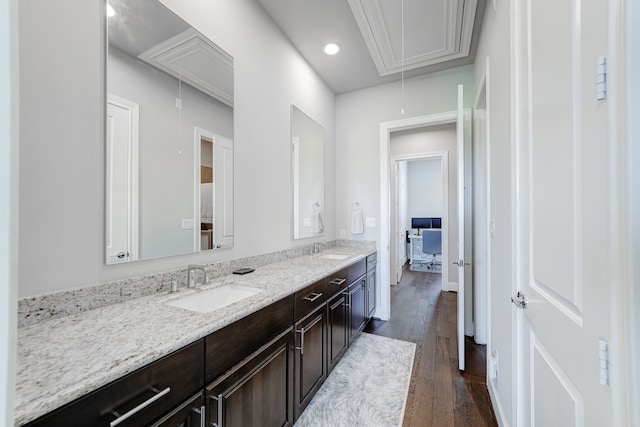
left=365, top=217, right=376, bottom=228
left=182, top=219, right=194, bottom=229
left=303, top=218, right=311, bottom=227
left=339, top=229, right=346, bottom=238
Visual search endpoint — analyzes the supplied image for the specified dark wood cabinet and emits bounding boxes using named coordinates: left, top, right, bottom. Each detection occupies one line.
left=327, top=292, right=349, bottom=374
left=206, top=329, right=294, bottom=427
left=150, top=392, right=204, bottom=427
left=205, top=295, right=294, bottom=383
left=366, top=253, right=377, bottom=319
left=348, top=276, right=367, bottom=344
left=293, top=305, right=327, bottom=419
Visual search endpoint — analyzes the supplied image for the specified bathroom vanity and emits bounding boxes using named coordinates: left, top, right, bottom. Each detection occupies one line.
left=17, top=248, right=377, bottom=426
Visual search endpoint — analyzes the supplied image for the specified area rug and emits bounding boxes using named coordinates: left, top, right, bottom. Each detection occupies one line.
left=294, top=332, right=416, bottom=427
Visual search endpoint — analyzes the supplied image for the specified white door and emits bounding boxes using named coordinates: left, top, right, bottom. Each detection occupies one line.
left=105, top=95, right=138, bottom=264
left=214, top=135, right=234, bottom=249
left=455, top=84, right=466, bottom=371
left=395, top=162, right=405, bottom=283
left=514, top=0, right=612, bottom=424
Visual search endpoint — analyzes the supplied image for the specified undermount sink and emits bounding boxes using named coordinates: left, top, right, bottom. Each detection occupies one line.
left=318, top=253, right=351, bottom=260
left=167, top=284, right=263, bottom=314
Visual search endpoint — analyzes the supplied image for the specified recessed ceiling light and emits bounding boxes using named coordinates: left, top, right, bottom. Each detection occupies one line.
left=106, top=4, right=115, bottom=17
left=323, top=43, right=341, bottom=55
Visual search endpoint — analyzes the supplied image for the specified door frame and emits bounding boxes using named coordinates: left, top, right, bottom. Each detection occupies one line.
left=379, top=111, right=457, bottom=322
left=194, top=127, right=215, bottom=251
left=473, top=58, right=491, bottom=347
left=106, top=94, right=139, bottom=263
left=608, top=0, right=638, bottom=424
left=390, top=151, right=450, bottom=292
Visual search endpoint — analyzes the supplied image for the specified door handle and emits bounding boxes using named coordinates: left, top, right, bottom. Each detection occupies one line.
left=511, top=291, right=527, bottom=309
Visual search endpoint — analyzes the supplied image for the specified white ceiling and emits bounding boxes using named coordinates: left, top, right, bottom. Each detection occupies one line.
left=256, top=0, right=486, bottom=94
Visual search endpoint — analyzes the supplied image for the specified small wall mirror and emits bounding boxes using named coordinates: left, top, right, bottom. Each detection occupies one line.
left=291, top=105, right=325, bottom=240
left=106, top=0, right=234, bottom=264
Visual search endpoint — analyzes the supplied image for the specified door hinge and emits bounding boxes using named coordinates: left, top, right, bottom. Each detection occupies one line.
left=597, top=57, right=607, bottom=100
left=599, top=340, right=609, bottom=386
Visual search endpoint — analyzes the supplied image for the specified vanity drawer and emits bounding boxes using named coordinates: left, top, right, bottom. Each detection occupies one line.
left=326, top=268, right=350, bottom=294
left=25, top=339, right=205, bottom=427
left=205, top=295, right=294, bottom=383
left=367, top=253, right=377, bottom=271
left=348, top=259, right=367, bottom=284
left=294, top=279, right=329, bottom=321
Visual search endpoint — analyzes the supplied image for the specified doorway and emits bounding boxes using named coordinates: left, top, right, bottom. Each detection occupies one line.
left=391, top=146, right=450, bottom=294
left=379, top=89, right=475, bottom=370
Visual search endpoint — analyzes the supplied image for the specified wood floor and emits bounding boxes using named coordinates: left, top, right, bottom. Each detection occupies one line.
left=363, top=266, right=497, bottom=427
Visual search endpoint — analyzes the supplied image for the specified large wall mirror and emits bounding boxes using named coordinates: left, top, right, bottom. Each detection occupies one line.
left=106, top=0, right=234, bottom=264
left=291, top=105, right=325, bottom=240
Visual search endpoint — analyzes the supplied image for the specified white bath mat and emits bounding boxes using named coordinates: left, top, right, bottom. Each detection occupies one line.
left=294, top=332, right=416, bottom=427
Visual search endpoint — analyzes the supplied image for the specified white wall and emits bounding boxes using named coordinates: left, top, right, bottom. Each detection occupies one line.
left=336, top=65, right=474, bottom=244
left=473, top=0, right=515, bottom=423
left=18, top=0, right=336, bottom=297
left=0, top=0, right=17, bottom=422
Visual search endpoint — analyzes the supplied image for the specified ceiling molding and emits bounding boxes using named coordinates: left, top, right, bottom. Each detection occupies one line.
left=348, top=0, right=478, bottom=77
left=138, top=29, right=234, bottom=107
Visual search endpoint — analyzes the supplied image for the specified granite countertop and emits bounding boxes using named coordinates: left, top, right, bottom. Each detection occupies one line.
left=15, top=247, right=376, bottom=426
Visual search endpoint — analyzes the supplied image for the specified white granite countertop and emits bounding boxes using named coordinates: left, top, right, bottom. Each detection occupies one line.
left=15, top=247, right=375, bottom=426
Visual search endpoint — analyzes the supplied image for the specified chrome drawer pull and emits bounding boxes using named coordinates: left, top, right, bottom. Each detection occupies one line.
left=110, top=386, right=171, bottom=426
left=209, top=394, right=223, bottom=427
left=330, top=278, right=346, bottom=286
left=296, top=328, right=305, bottom=354
left=303, top=292, right=323, bottom=302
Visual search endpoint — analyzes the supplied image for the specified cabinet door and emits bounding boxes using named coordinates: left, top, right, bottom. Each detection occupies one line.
left=348, top=277, right=367, bottom=344
left=366, top=267, right=376, bottom=319
left=293, top=305, right=327, bottom=420
left=150, top=392, right=204, bottom=427
left=327, top=292, right=348, bottom=374
left=206, top=329, right=294, bottom=427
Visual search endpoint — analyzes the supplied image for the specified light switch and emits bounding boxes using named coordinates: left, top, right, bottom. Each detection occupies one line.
left=182, top=219, right=194, bottom=229
left=365, top=217, right=376, bottom=228
left=303, top=218, right=311, bottom=227
left=490, top=219, right=496, bottom=238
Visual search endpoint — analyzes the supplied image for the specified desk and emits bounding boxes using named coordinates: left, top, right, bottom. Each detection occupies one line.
left=408, top=231, right=441, bottom=265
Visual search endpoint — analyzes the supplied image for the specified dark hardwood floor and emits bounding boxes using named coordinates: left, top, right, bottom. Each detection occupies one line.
left=364, top=265, right=497, bottom=427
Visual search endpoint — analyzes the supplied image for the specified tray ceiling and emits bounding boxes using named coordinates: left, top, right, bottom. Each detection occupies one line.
left=257, top=0, right=486, bottom=94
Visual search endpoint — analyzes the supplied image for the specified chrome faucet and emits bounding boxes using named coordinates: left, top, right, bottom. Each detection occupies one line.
left=187, top=264, right=208, bottom=287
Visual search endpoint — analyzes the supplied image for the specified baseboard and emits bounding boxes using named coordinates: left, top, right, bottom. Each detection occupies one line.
left=446, top=281, right=458, bottom=292
left=487, top=378, right=510, bottom=427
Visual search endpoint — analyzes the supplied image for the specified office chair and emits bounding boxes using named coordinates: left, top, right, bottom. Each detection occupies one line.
left=420, top=230, right=442, bottom=270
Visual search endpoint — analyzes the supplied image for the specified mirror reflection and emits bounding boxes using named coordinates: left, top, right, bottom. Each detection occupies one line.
left=106, top=0, right=234, bottom=264
left=291, top=106, right=325, bottom=240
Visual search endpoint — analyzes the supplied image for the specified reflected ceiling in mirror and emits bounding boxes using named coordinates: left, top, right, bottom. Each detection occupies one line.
left=106, top=0, right=234, bottom=265
left=291, top=105, right=325, bottom=240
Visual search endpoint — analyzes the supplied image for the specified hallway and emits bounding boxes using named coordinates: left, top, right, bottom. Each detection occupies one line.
left=364, top=266, right=496, bottom=426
